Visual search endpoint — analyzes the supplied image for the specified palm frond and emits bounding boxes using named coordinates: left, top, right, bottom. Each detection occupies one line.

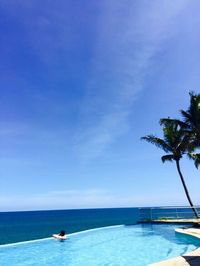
left=141, top=135, right=171, bottom=153
left=162, top=122, right=185, bottom=151
left=161, top=155, right=174, bottom=163
left=188, top=153, right=200, bottom=169
left=177, top=133, right=192, bottom=152
left=181, top=92, right=200, bottom=127
left=180, top=110, right=192, bottom=124
left=160, top=118, right=187, bottom=128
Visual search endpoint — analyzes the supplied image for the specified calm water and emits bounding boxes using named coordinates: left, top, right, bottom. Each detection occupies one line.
left=0, top=208, right=139, bottom=245
left=1, top=224, right=200, bottom=266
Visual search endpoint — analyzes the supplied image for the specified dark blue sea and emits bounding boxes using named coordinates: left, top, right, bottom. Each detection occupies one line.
left=0, top=208, right=139, bottom=245
left=1, top=207, right=198, bottom=245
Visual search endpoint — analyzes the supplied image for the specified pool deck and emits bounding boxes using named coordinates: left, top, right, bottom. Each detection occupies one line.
left=149, top=225, right=200, bottom=266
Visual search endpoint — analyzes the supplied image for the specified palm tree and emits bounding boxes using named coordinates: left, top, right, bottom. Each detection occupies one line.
left=160, top=92, right=200, bottom=169
left=141, top=120, right=199, bottom=218
left=180, top=91, right=200, bottom=147
left=180, top=92, right=200, bottom=168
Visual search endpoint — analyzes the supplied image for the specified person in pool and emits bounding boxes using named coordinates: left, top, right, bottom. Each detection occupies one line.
left=53, top=230, right=67, bottom=240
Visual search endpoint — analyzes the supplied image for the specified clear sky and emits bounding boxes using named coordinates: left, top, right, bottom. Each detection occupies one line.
left=1, top=0, right=200, bottom=211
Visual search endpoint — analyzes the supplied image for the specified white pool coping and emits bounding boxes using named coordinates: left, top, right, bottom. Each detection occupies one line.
left=0, top=224, right=124, bottom=248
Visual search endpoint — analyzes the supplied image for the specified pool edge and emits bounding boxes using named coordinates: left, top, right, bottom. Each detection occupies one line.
left=0, top=224, right=124, bottom=248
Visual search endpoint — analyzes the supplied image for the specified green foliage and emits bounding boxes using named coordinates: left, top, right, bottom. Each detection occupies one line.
left=141, top=119, right=189, bottom=163
left=159, top=92, right=200, bottom=168
left=188, top=153, right=200, bottom=169
left=141, top=91, right=200, bottom=218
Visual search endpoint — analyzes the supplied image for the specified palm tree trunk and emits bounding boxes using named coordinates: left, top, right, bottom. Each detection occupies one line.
left=175, top=160, right=199, bottom=218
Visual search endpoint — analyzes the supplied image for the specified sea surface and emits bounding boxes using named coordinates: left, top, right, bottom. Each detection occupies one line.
left=0, top=208, right=139, bottom=245
left=1, top=207, right=199, bottom=246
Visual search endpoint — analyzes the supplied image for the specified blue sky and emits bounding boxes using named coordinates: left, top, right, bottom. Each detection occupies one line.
left=1, top=0, right=200, bottom=211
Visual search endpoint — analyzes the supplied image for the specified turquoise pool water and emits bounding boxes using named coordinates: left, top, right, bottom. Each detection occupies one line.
left=0, top=223, right=200, bottom=266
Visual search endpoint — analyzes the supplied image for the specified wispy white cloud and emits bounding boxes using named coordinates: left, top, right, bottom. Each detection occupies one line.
left=0, top=189, right=142, bottom=211
left=0, top=186, right=195, bottom=211
left=74, top=0, right=190, bottom=160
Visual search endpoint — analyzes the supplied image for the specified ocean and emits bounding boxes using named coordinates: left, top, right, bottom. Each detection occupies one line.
left=0, top=208, right=139, bottom=245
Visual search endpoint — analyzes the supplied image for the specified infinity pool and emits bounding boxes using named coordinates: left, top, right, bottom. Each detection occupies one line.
left=1, top=224, right=200, bottom=266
